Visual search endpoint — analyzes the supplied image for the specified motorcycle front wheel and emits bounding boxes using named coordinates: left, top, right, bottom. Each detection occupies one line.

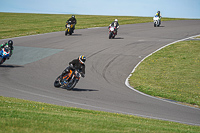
left=0, top=57, right=5, bottom=65
left=109, top=32, right=112, bottom=39
left=54, top=76, right=61, bottom=88
left=65, top=29, right=68, bottom=36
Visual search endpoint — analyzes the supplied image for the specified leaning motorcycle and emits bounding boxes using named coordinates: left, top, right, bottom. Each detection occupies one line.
left=54, top=69, right=81, bottom=90
left=65, top=21, right=74, bottom=36
left=153, top=15, right=161, bottom=27
left=0, top=46, right=10, bottom=65
left=108, top=26, right=117, bottom=39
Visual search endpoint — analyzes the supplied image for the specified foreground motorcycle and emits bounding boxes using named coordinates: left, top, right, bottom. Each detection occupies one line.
left=65, top=21, right=74, bottom=36
left=153, top=15, right=161, bottom=27
left=108, top=26, right=117, bottom=39
left=54, top=69, right=81, bottom=90
left=0, top=46, right=10, bottom=65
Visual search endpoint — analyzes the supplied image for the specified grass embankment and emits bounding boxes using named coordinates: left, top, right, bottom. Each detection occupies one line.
left=1, top=96, right=199, bottom=133
left=129, top=40, right=200, bottom=107
left=0, top=12, right=187, bottom=39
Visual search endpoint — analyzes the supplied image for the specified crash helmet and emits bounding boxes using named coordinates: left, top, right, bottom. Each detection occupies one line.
left=157, top=11, right=160, bottom=15
left=72, top=15, right=75, bottom=18
left=8, top=40, right=13, bottom=47
left=114, top=19, right=118, bottom=22
left=78, top=55, right=86, bottom=64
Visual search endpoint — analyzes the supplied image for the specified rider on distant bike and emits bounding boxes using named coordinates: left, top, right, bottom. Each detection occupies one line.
left=0, top=40, right=14, bottom=59
left=155, top=11, right=161, bottom=24
left=66, top=15, right=77, bottom=33
left=108, top=19, right=120, bottom=34
left=60, top=55, right=86, bottom=82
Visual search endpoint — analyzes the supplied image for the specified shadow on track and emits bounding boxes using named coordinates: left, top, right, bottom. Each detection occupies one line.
left=0, top=65, right=23, bottom=68
left=67, top=88, right=99, bottom=92
left=65, top=34, right=82, bottom=36
left=110, top=37, right=124, bottom=39
left=157, top=26, right=165, bottom=27
left=73, top=34, right=82, bottom=36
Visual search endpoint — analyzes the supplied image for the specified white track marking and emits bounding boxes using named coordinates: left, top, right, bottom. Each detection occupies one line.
left=125, top=34, right=200, bottom=110
left=4, top=85, right=200, bottom=126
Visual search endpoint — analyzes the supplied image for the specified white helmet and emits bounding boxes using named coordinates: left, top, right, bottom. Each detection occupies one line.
left=114, top=19, right=118, bottom=22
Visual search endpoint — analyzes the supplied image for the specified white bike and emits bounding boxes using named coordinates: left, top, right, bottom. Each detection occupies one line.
left=153, top=15, right=161, bottom=27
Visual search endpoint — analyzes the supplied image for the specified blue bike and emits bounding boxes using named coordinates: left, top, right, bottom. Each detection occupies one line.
left=0, top=46, right=10, bottom=65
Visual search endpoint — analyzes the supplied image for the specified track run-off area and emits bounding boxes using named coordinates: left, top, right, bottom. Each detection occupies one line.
left=0, top=20, right=200, bottom=125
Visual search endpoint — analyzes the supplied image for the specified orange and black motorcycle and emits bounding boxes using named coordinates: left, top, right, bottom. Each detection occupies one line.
left=65, top=21, right=74, bottom=36
left=54, top=69, right=81, bottom=90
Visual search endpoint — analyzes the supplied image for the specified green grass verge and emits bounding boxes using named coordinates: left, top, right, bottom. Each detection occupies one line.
left=194, top=36, right=200, bottom=39
left=129, top=40, right=200, bottom=107
left=1, top=96, right=199, bottom=133
left=0, top=12, right=188, bottom=39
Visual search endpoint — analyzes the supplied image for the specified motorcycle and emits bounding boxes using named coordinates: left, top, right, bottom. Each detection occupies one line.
left=0, top=46, right=10, bottom=65
left=153, top=15, right=161, bottom=27
left=108, top=26, right=117, bottom=39
left=65, top=21, right=74, bottom=36
left=54, top=69, right=81, bottom=90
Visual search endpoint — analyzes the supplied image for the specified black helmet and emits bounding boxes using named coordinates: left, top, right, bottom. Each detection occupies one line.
left=72, top=15, right=75, bottom=18
left=8, top=40, right=13, bottom=47
left=78, top=55, right=86, bottom=64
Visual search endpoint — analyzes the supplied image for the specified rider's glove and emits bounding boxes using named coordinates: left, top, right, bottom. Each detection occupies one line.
left=69, top=64, right=73, bottom=69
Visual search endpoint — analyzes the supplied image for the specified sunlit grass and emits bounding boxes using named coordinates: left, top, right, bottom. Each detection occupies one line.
left=0, top=12, right=188, bottom=39
left=1, top=96, right=199, bottom=133
left=129, top=40, right=200, bottom=107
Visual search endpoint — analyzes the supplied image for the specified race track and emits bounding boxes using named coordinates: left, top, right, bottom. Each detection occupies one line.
left=0, top=20, right=200, bottom=125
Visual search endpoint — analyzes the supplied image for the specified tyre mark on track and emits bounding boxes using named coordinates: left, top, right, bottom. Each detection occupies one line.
left=88, top=47, right=111, bottom=75
left=87, top=47, right=109, bottom=59
left=102, top=55, right=120, bottom=83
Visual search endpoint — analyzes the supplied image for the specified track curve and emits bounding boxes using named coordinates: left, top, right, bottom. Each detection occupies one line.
left=0, top=20, right=200, bottom=125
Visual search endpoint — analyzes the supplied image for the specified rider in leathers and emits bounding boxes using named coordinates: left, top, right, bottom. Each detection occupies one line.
left=60, top=55, right=86, bottom=82
left=66, top=15, right=77, bottom=33
left=0, top=40, right=14, bottom=59
left=108, top=19, right=120, bottom=35
left=155, top=11, right=162, bottom=24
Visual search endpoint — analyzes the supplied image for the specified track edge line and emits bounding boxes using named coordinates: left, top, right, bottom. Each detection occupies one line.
left=125, top=34, right=200, bottom=110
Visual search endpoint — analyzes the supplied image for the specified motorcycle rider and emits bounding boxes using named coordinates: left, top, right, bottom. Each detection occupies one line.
left=108, top=19, right=120, bottom=35
left=60, top=55, right=86, bottom=83
left=155, top=11, right=161, bottom=24
left=0, top=40, right=14, bottom=59
left=66, top=15, right=77, bottom=33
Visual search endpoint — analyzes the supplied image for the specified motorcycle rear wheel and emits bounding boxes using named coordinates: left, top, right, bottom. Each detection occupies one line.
left=69, top=28, right=72, bottom=35
left=65, top=79, right=77, bottom=90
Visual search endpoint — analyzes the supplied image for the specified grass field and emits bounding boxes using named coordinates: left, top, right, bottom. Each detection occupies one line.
left=0, top=12, right=200, bottom=132
left=0, top=12, right=187, bottom=39
left=1, top=96, right=200, bottom=133
left=129, top=40, right=200, bottom=107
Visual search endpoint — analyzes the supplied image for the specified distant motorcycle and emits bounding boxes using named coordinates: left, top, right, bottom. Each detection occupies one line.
left=153, top=15, right=161, bottom=27
left=54, top=69, right=81, bottom=90
left=0, top=46, right=10, bottom=65
left=65, top=21, right=74, bottom=35
left=108, top=26, right=117, bottom=39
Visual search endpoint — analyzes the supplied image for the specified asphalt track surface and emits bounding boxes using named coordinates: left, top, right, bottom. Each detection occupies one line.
left=0, top=20, right=200, bottom=126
